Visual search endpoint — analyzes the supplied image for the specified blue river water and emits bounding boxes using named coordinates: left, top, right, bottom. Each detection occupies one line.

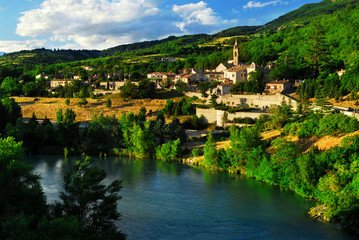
left=26, top=155, right=357, bottom=240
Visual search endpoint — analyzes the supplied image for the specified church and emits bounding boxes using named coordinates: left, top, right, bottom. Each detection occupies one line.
left=214, top=39, right=267, bottom=84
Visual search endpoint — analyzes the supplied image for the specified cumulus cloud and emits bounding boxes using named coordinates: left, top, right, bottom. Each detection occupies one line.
left=11, top=0, right=238, bottom=51
left=243, top=0, right=288, bottom=9
left=172, top=1, right=235, bottom=33
left=0, top=39, right=48, bottom=53
left=16, top=0, right=164, bottom=50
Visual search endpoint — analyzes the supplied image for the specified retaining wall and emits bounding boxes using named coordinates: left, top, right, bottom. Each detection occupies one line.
left=196, top=108, right=266, bottom=126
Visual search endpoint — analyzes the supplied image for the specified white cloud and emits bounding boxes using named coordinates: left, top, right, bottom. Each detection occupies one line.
left=171, top=1, right=238, bottom=34
left=173, top=1, right=229, bottom=33
left=11, top=0, right=239, bottom=51
left=0, top=39, right=47, bottom=53
left=243, top=1, right=288, bottom=9
left=16, top=0, right=162, bottom=50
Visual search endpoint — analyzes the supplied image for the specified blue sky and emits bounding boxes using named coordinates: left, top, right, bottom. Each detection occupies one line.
left=0, top=0, right=321, bottom=53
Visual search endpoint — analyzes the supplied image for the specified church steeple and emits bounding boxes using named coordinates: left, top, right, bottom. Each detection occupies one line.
left=233, top=38, right=239, bottom=66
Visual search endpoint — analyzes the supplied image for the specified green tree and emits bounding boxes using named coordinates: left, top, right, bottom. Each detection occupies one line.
left=120, top=81, right=139, bottom=99
left=269, top=98, right=293, bottom=129
left=0, top=137, right=48, bottom=239
left=304, top=22, right=329, bottom=78
left=210, top=94, right=218, bottom=107
left=106, top=98, right=112, bottom=108
left=156, top=138, right=182, bottom=161
left=0, top=77, right=21, bottom=95
left=138, top=79, right=156, bottom=98
left=51, top=157, right=126, bottom=239
left=174, top=81, right=187, bottom=94
left=203, top=132, right=218, bottom=167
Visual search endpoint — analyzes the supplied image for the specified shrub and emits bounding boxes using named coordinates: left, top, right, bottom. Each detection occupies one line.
left=65, top=98, right=70, bottom=106
left=77, top=97, right=88, bottom=107
left=106, top=98, right=112, bottom=108
left=192, top=148, right=202, bottom=157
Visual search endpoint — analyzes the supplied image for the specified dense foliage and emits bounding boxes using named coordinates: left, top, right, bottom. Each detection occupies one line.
left=201, top=111, right=359, bottom=232
left=0, top=137, right=126, bottom=239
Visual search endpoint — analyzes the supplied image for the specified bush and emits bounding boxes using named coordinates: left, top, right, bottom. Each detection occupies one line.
left=316, top=113, right=359, bottom=136
left=192, top=148, right=202, bottom=157
left=106, top=98, right=112, bottom=108
left=156, top=138, right=182, bottom=161
left=77, top=97, right=88, bottom=107
left=65, top=98, right=70, bottom=106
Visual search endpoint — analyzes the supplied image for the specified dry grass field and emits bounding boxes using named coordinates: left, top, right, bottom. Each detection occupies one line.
left=13, top=96, right=172, bottom=122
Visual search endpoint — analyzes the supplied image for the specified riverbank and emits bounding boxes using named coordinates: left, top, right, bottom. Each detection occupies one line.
left=179, top=129, right=359, bottom=235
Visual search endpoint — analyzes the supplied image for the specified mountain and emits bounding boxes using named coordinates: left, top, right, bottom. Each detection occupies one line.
left=0, top=0, right=357, bottom=66
left=0, top=48, right=105, bottom=67
left=263, top=0, right=359, bottom=30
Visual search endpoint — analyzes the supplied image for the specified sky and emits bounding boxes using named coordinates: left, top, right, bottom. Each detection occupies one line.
left=0, top=0, right=322, bottom=53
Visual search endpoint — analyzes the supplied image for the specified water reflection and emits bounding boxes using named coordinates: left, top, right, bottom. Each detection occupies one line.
left=26, top=155, right=357, bottom=240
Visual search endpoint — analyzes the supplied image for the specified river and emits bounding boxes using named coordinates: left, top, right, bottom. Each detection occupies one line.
left=26, top=155, right=357, bottom=240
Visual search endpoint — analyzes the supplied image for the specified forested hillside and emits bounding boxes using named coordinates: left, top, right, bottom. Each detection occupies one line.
left=1, top=0, right=359, bottom=102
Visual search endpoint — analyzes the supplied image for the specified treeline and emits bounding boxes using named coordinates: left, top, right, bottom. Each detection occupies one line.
left=200, top=109, right=359, bottom=232
left=2, top=104, right=187, bottom=159
left=231, top=3, right=359, bottom=101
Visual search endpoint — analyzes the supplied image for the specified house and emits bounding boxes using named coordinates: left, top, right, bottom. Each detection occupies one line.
left=265, top=80, right=292, bottom=93
left=73, top=75, right=81, bottom=80
left=337, top=69, right=346, bottom=77
left=215, top=83, right=233, bottom=96
left=224, top=65, right=248, bottom=83
left=215, top=63, right=234, bottom=73
left=50, top=79, right=73, bottom=88
left=99, top=81, right=125, bottom=90
left=205, top=72, right=224, bottom=81
left=180, top=73, right=197, bottom=84
left=247, top=62, right=259, bottom=75
left=147, top=72, right=164, bottom=79
left=175, top=69, right=208, bottom=83
left=36, top=73, right=50, bottom=80
left=162, top=72, right=176, bottom=80
left=83, top=66, right=94, bottom=71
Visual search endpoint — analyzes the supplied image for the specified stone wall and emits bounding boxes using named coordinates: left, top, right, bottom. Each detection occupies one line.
left=187, top=92, right=298, bottom=110
left=196, top=108, right=266, bottom=126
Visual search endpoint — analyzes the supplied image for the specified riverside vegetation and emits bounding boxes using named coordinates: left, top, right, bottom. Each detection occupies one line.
left=1, top=93, right=359, bottom=234
left=1, top=0, right=359, bottom=237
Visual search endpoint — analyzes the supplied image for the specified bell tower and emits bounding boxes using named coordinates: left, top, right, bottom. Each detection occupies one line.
left=233, top=39, right=239, bottom=66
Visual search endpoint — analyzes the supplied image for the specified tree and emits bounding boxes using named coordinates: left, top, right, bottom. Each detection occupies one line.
left=106, top=98, right=112, bottom=108
left=0, top=137, right=48, bottom=239
left=138, top=79, right=156, bottom=98
left=269, top=98, right=293, bottom=129
left=203, top=132, right=218, bottom=167
left=120, top=81, right=139, bottom=99
left=247, top=69, right=265, bottom=93
left=0, top=97, right=22, bottom=133
left=0, top=77, right=21, bottom=95
left=210, top=94, right=218, bottom=107
left=156, top=138, right=182, bottom=161
left=174, top=81, right=187, bottom=94
left=304, top=22, right=329, bottom=78
left=51, top=157, right=126, bottom=240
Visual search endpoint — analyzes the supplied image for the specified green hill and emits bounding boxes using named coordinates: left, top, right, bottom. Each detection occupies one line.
left=264, top=0, right=359, bottom=30
left=1, top=0, right=359, bottom=74
left=0, top=48, right=105, bottom=67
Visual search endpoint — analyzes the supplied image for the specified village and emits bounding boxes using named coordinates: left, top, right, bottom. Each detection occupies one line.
left=35, top=40, right=357, bottom=126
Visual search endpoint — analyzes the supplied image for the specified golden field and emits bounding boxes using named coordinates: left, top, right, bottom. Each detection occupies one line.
left=13, top=96, right=171, bottom=122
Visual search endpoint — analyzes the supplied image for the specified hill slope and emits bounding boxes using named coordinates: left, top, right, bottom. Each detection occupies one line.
left=0, top=0, right=357, bottom=66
